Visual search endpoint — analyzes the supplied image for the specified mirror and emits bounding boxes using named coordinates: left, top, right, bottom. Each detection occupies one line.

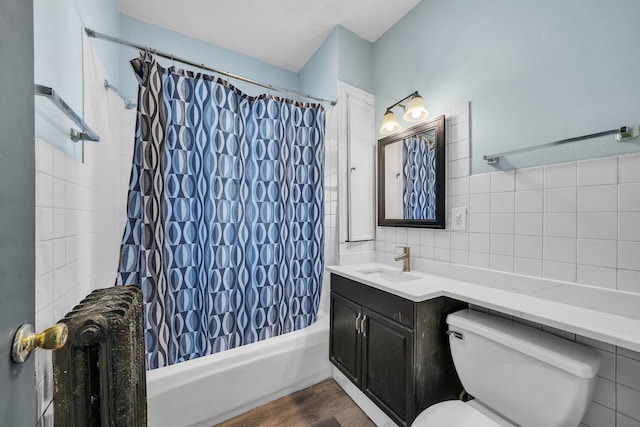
left=378, top=115, right=446, bottom=228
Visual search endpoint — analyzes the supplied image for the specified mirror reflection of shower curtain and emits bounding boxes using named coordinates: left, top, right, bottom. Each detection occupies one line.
left=116, top=54, right=325, bottom=370
left=402, top=135, right=436, bottom=220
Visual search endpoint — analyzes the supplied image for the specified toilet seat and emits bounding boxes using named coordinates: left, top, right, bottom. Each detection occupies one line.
left=412, top=400, right=514, bottom=427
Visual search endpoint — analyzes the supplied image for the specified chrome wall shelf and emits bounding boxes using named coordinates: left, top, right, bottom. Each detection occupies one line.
left=104, top=80, right=136, bottom=110
left=35, top=84, right=100, bottom=143
left=484, top=125, right=639, bottom=164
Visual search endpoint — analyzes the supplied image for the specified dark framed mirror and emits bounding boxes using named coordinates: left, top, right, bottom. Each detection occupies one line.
left=378, top=115, right=446, bottom=228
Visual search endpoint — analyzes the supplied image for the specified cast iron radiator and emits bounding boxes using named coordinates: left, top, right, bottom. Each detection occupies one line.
left=53, top=285, right=147, bottom=426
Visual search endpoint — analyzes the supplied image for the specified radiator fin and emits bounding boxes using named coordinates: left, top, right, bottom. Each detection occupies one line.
left=53, top=285, right=147, bottom=426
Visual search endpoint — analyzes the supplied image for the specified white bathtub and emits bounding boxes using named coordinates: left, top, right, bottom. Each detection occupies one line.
left=146, top=314, right=331, bottom=427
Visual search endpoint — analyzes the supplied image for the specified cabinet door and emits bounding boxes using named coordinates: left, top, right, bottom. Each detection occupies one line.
left=361, top=309, right=413, bottom=426
left=337, top=82, right=375, bottom=244
left=346, top=94, right=375, bottom=241
left=330, top=292, right=362, bottom=386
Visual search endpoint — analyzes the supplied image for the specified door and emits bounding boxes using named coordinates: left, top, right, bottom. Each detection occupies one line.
left=361, top=309, right=413, bottom=426
left=0, top=0, right=37, bottom=425
left=329, top=292, right=362, bottom=386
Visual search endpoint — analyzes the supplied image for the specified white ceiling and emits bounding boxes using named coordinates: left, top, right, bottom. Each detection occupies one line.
left=118, top=0, right=421, bottom=72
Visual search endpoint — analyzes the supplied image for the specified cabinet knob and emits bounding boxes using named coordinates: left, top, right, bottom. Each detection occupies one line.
left=351, top=167, right=356, bottom=172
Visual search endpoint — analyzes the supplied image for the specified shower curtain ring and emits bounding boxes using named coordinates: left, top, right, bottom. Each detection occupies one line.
left=143, top=46, right=152, bottom=62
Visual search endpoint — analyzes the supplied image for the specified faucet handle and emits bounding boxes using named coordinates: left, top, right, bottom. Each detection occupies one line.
left=393, top=246, right=411, bottom=272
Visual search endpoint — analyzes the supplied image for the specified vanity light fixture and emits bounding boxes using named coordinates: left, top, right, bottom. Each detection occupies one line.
left=379, top=91, right=430, bottom=135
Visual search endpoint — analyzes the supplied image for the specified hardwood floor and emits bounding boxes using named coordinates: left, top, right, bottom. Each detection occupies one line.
left=216, top=379, right=376, bottom=427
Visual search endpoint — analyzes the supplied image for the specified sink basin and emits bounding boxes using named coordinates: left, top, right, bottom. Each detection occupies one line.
left=358, top=268, right=421, bottom=283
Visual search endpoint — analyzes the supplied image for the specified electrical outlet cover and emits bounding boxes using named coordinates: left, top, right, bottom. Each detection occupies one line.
left=451, top=207, right=467, bottom=231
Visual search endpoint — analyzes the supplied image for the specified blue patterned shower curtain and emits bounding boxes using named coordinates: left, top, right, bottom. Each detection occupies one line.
left=116, top=55, right=325, bottom=370
left=402, top=135, right=436, bottom=219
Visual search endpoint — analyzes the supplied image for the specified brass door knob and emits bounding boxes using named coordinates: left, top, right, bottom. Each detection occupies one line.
left=12, top=323, right=68, bottom=363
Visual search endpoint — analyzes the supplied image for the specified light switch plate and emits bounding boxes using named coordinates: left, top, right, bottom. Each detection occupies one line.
left=451, top=207, right=467, bottom=231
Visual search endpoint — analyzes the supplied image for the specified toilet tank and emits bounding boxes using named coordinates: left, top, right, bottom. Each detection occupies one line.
left=447, top=310, right=601, bottom=427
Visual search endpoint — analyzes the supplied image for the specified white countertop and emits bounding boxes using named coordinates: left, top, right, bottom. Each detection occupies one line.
left=326, top=262, right=640, bottom=353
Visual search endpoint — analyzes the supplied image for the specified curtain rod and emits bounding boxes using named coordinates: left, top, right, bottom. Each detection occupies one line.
left=85, top=28, right=337, bottom=106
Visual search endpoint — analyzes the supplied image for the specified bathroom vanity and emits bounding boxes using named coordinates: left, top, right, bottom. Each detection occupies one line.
left=330, top=273, right=466, bottom=426
left=328, top=261, right=640, bottom=427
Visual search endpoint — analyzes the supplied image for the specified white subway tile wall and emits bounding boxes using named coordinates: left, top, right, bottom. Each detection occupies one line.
left=373, top=102, right=640, bottom=426
left=34, top=112, right=126, bottom=423
left=34, top=37, right=131, bottom=425
left=324, top=109, right=338, bottom=268
left=322, top=108, right=339, bottom=313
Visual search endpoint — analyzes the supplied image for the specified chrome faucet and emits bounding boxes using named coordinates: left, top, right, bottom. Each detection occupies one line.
left=394, top=246, right=411, bottom=272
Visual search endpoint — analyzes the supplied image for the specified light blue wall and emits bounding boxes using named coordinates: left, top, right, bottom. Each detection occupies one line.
left=298, top=27, right=339, bottom=102
left=337, top=26, right=374, bottom=94
left=118, top=15, right=299, bottom=100
left=34, top=0, right=119, bottom=158
left=74, top=1, right=120, bottom=80
left=299, top=25, right=374, bottom=102
left=374, top=0, right=640, bottom=173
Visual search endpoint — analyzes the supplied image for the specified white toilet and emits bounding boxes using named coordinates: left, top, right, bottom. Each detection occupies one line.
left=412, top=309, right=601, bottom=427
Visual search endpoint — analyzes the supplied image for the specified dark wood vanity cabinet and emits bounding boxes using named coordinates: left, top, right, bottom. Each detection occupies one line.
left=330, top=273, right=466, bottom=426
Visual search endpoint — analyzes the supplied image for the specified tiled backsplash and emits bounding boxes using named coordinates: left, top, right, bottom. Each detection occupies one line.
left=375, top=106, right=640, bottom=293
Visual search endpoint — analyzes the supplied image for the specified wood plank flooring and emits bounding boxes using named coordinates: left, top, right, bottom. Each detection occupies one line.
left=216, top=379, right=376, bottom=427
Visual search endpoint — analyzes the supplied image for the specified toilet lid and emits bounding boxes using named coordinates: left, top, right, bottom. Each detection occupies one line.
left=412, top=401, right=508, bottom=427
